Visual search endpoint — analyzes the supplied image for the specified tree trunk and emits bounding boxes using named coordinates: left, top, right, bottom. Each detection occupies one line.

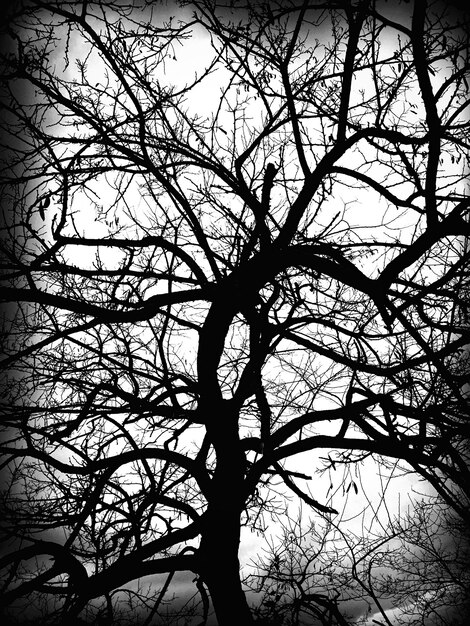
left=199, top=512, right=254, bottom=625
left=198, top=417, right=254, bottom=625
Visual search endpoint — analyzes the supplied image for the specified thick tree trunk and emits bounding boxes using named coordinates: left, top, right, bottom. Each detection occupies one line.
left=199, top=513, right=254, bottom=625
left=198, top=416, right=254, bottom=625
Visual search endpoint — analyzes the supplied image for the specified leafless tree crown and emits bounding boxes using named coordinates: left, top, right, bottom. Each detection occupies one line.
left=0, top=1, right=469, bottom=624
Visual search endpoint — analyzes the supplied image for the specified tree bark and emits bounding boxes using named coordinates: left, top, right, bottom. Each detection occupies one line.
left=198, top=415, right=254, bottom=625
left=199, top=511, right=254, bottom=625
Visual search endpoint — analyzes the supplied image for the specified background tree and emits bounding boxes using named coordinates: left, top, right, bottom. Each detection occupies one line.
left=369, top=497, right=470, bottom=626
left=1, top=0, right=469, bottom=624
left=249, top=491, right=470, bottom=625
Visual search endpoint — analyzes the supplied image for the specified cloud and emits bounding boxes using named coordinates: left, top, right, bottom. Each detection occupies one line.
left=362, top=592, right=470, bottom=626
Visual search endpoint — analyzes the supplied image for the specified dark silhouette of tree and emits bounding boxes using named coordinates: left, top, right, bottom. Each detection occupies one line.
left=0, top=0, right=469, bottom=624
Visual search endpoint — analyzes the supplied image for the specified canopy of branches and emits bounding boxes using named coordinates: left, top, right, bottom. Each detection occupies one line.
left=0, top=0, right=469, bottom=625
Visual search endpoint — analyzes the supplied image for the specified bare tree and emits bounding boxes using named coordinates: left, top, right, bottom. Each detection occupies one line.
left=1, top=0, right=469, bottom=624
left=247, top=488, right=470, bottom=626
left=250, top=492, right=470, bottom=626
left=370, top=497, right=470, bottom=626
